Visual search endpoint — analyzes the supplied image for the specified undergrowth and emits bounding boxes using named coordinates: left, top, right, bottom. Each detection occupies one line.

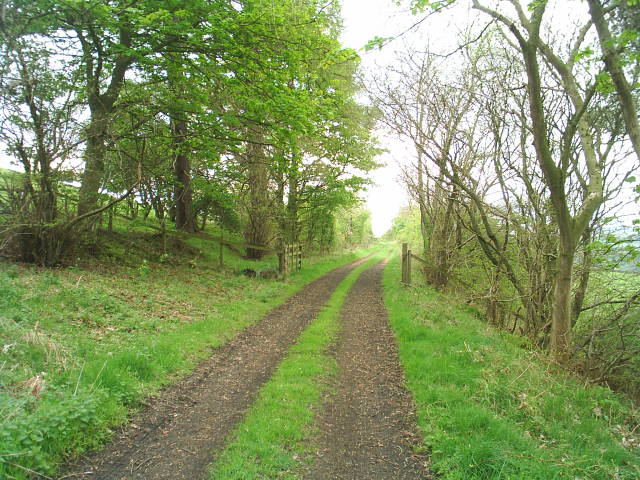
left=383, top=255, right=640, bottom=480
left=0, top=227, right=375, bottom=479
left=208, top=250, right=388, bottom=479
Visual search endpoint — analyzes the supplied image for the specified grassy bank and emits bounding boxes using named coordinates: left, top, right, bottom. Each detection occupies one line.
left=0, top=230, right=375, bottom=479
left=383, top=255, right=639, bottom=480
left=209, top=251, right=387, bottom=479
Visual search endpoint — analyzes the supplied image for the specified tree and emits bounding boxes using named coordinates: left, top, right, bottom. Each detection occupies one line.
left=228, top=0, right=378, bottom=254
left=370, top=51, right=468, bottom=289
left=0, top=32, right=82, bottom=263
left=49, top=0, right=234, bottom=215
left=586, top=0, right=640, bottom=160
left=0, top=0, right=378, bottom=266
left=386, top=0, right=638, bottom=362
left=404, top=0, right=627, bottom=360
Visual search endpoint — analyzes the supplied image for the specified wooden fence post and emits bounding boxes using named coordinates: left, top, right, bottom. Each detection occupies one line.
left=407, top=249, right=412, bottom=285
left=278, top=249, right=285, bottom=277
left=219, top=230, right=224, bottom=268
left=280, top=244, right=290, bottom=279
left=402, top=243, right=408, bottom=284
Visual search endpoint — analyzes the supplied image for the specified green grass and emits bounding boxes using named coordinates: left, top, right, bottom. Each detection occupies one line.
left=208, top=249, right=389, bottom=480
left=382, top=254, right=640, bottom=480
left=0, top=230, right=376, bottom=479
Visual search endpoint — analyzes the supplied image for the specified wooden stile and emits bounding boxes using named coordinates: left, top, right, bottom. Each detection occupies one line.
left=277, top=243, right=303, bottom=278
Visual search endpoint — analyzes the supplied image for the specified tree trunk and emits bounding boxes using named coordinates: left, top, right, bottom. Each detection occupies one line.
left=432, top=185, right=456, bottom=289
left=78, top=108, right=108, bottom=216
left=572, top=228, right=593, bottom=325
left=172, top=116, right=195, bottom=233
left=244, top=137, right=270, bottom=260
left=75, top=21, right=132, bottom=216
left=286, top=161, right=299, bottom=244
left=416, top=150, right=430, bottom=279
left=587, top=0, right=640, bottom=161
left=550, top=234, right=576, bottom=362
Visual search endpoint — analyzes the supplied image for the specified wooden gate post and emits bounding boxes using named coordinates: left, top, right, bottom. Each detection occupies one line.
left=402, top=243, right=408, bottom=284
left=278, top=243, right=287, bottom=279
left=219, top=230, right=224, bottom=268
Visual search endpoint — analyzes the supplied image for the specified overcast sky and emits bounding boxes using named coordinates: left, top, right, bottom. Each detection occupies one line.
left=340, top=0, right=413, bottom=237
left=339, top=0, right=480, bottom=236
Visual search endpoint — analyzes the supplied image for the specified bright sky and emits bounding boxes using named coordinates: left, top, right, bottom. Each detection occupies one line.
left=339, top=0, right=413, bottom=237
left=338, top=0, right=473, bottom=236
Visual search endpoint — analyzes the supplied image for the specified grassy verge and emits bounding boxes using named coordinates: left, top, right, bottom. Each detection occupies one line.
left=208, top=251, right=388, bottom=479
left=0, top=235, right=376, bottom=479
left=382, top=255, right=640, bottom=480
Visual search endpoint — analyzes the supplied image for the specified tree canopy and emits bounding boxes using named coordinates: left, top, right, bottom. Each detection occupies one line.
left=0, top=0, right=378, bottom=264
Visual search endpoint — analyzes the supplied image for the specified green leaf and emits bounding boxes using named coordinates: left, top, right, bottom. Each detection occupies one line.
left=595, top=71, right=616, bottom=94
left=573, top=46, right=594, bottom=62
left=364, top=36, right=393, bottom=51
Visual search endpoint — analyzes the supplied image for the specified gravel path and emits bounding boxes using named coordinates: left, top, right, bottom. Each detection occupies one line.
left=61, top=256, right=370, bottom=480
left=306, top=261, right=432, bottom=480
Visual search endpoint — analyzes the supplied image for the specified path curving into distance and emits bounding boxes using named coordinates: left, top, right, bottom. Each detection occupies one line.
left=63, top=255, right=432, bottom=480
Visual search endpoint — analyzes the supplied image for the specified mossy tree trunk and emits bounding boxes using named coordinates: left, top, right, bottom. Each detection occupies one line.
left=244, top=135, right=271, bottom=260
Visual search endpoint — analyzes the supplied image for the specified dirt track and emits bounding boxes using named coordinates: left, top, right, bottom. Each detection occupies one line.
left=62, top=256, right=432, bottom=480
left=306, top=261, right=432, bottom=480
left=62, top=256, right=369, bottom=480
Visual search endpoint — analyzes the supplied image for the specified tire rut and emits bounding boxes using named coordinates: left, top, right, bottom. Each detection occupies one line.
left=306, top=261, right=432, bottom=480
left=61, top=255, right=371, bottom=480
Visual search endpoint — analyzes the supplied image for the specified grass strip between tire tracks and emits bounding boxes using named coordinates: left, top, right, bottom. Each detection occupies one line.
left=382, top=254, right=640, bottom=480
left=208, top=250, right=389, bottom=480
